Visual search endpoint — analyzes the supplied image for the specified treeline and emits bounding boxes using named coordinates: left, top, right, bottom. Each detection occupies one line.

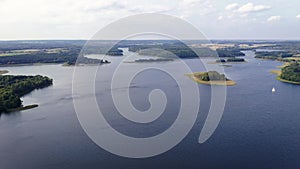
left=134, top=58, right=174, bottom=62
left=106, top=48, right=123, bottom=56
left=195, top=71, right=228, bottom=81
left=128, top=44, right=201, bottom=58
left=82, top=46, right=123, bottom=56
left=255, top=51, right=294, bottom=60
left=0, top=50, right=103, bottom=65
left=280, top=63, right=300, bottom=82
left=0, top=50, right=77, bottom=65
left=0, top=40, right=85, bottom=51
left=217, top=58, right=245, bottom=63
left=216, top=49, right=245, bottom=57
left=0, top=41, right=123, bottom=65
left=227, top=58, right=245, bottom=62
left=0, top=75, right=53, bottom=113
left=128, top=44, right=245, bottom=58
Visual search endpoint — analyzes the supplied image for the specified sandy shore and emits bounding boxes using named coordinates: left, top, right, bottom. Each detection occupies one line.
left=0, top=70, right=9, bottom=75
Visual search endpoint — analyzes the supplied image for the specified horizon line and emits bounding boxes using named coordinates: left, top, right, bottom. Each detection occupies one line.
left=1, top=39, right=300, bottom=41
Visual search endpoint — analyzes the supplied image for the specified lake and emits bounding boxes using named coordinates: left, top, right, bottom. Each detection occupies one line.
left=0, top=50, right=300, bottom=169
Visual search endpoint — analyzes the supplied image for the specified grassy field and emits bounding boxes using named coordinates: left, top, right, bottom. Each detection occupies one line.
left=0, top=53, right=30, bottom=57
left=277, top=62, right=290, bottom=68
left=0, top=48, right=68, bottom=57
left=283, top=57, right=300, bottom=61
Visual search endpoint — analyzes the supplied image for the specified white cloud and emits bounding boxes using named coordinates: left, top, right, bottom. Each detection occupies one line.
left=0, top=0, right=176, bottom=39
left=225, top=2, right=271, bottom=14
left=182, top=0, right=203, bottom=7
left=1, top=0, right=299, bottom=40
left=225, top=3, right=239, bottom=11
left=237, top=3, right=271, bottom=13
left=0, top=0, right=175, bottom=26
left=0, top=0, right=126, bottom=24
left=177, top=0, right=215, bottom=19
left=267, top=15, right=281, bottom=22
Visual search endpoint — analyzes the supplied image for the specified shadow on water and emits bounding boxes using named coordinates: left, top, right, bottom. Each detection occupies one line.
left=0, top=110, right=22, bottom=119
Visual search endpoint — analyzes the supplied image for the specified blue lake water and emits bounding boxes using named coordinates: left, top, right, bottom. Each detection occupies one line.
left=0, top=50, right=300, bottom=169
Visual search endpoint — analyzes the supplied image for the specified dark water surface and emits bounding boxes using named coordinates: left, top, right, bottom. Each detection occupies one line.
left=0, top=51, right=300, bottom=169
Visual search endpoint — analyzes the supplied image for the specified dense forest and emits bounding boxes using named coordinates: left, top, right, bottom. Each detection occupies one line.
left=216, top=49, right=245, bottom=57
left=280, top=63, right=300, bottom=82
left=0, top=75, right=53, bottom=113
left=2, top=40, right=300, bottom=66
left=226, top=58, right=245, bottom=62
left=216, top=58, right=245, bottom=63
left=0, top=41, right=123, bottom=65
left=128, top=44, right=202, bottom=58
left=128, top=43, right=245, bottom=58
left=195, top=71, right=228, bottom=81
left=0, top=51, right=105, bottom=65
left=255, top=51, right=294, bottom=60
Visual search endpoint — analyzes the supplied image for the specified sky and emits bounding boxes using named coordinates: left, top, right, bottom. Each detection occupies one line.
left=0, top=0, right=300, bottom=40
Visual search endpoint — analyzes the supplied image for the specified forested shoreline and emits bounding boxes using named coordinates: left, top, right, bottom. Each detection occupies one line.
left=280, top=63, right=300, bottom=83
left=128, top=44, right=245, bottom=58
left=0, top=75, right=53, bottom=113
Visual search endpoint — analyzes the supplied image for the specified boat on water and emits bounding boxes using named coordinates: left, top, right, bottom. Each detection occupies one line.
left=272, top=87, right=276, bottom=93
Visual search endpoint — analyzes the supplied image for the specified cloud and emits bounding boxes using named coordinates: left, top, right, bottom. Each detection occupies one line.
left=237, top=3, right=271, bottom=13
left=182, top=0, right=203, bottom=7
left=267, top=15, right=281, bottom=22
left=0, top=0, right=174, bottom=25
left=225, top=3, right=239, bottom=11
left=177, top=0, right=215, bottom=19
left=0, top=0, right=176, bottom=39
left=1, top=0, right=299, bottom=40
left=225, top=2, right=271, bottom=14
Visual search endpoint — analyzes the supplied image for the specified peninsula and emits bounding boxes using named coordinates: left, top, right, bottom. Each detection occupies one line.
left=0, top=75, right=53, bottom=113
left=271, top=62, right=300, bottom=85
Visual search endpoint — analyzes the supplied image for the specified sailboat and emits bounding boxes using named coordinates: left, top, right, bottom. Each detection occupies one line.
left=272, top=87, right=276, bottom=93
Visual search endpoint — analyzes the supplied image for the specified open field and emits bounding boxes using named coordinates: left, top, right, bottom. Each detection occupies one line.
left=0, top=48, right=68, bottom=57
left=0, top=53, right=30, bottom=57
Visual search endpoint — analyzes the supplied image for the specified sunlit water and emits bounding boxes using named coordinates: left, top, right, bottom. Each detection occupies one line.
left=0, top=50, right=300, bottom=169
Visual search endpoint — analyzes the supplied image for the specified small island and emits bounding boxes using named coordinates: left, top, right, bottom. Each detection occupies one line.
left=186, top=71, right=236, bottom=86
left=125, top=58, right=174, bottom=63
left=62, top=59, right=111, bottom=66
left=0, top=75, right=53, bottom=113
left=135, top=58, right=173, bottom=62
left=271, top=62, right=300, bottom=85
left=216, top=58, right=245, bottom=63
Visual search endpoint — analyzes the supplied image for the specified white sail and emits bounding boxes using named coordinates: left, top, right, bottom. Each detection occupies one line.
left=272, top=87, right=276, bottom=93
